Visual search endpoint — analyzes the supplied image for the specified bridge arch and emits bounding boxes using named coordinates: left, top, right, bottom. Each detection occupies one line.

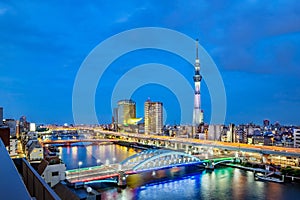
left=120, top=149, right=202, bottom=172
left=213, top=159, right=234, bottom=166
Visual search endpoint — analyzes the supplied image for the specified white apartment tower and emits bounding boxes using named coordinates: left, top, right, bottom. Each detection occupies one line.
left=294, top=129, right=300, bottom=148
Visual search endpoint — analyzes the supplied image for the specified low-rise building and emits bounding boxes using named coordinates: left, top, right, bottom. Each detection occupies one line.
left=26, top=140, right=43, bottom=161
left=38, top=156, right=66, bottom=187
left=252, top=130, right=264, bottom=145
left=9, top=138, right=18, bottom=156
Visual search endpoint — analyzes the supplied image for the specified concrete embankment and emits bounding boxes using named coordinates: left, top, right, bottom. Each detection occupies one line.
left=223, top=163, right=278, bottom=173
left=223, top=163, right=300, bottom=183
left=115, top=140, right=159, bottom=150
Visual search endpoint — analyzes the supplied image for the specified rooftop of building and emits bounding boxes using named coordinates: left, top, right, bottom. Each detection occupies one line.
left=117, top=99, right=136, bottom=104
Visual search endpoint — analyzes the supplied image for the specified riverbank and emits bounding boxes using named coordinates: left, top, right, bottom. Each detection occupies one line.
left=222, top=163, right=300, bottom=183
left=115, top=140, right=159, bottom=150
left=96, top=141, right=300, bottom=184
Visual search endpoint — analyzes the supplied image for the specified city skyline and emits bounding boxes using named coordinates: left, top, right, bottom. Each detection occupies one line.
left=0, top=1, right=300, bottom=125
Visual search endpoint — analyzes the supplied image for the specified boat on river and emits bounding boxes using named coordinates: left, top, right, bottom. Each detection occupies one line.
left=254, top=173, right=284, bottom=183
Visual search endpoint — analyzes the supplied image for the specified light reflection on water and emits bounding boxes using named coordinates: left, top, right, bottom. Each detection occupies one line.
left=101, top=168, right=299, bottom=200
left=58, top=144, right=139, bottom=169
left=59, top=144, right=300, bottom=200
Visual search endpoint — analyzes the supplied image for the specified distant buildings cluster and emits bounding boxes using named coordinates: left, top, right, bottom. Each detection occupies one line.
left=0, top=107, right=38, bottom=157
left=221, top=121, right=300, bottom=148
left=0, top=106, right=66, bottom=188
left=108, top=98, right=300, bottom=148
left=160, top=120, right=300, bottom=148
left=100, top=95, right=300, bottom=148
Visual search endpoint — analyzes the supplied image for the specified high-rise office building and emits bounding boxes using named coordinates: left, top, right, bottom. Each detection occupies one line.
left=192, top=39, right=204, bottom=126
left=0, top=107, right=3, bottom=126
left=117, top=99, right=136, bottom=126
left=144, top=100, right=163, bottom=135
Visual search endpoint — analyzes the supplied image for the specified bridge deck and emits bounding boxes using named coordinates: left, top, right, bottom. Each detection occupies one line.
left=40, top=138, right=115, bottom=146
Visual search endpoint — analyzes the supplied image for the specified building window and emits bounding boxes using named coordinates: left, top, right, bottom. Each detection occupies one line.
left=52, top=171, right=59, bottom=176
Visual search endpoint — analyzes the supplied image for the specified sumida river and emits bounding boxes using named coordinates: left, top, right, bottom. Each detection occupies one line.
left=57, top=144, right=300, bottom=200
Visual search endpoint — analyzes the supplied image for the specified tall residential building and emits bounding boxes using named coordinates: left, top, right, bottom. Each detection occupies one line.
left=30, top=123, right=36, bottom=132
left=117, top=99, right=136, bottom=126
left=294, top=129, right=300, bottom=148
left=226, top=123, right=236, bottom=143
left=192, top=39, right=204, bottom=126
left=208, top=124, right=223, bottom=141
left=4, top=119, right=16, bottom=137
left=144, top=100, right=163, bottom=135
left=19, top=116, right=29, bottom=133
left=263, top=119, right=270, bottom=127
left=0, top=107, right=3, bottom=125
left=263, top=119, right=270, bottom=131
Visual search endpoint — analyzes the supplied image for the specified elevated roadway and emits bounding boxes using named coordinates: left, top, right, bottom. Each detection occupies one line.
left=94, top=130, right=300, bottom=157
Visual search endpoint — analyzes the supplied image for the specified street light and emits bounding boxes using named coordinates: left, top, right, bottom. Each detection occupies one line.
left=78, top=161, right=83, bottom=181
left=96, top=159, right=101, bottom=166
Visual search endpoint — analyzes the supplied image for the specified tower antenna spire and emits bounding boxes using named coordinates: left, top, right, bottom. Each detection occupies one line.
left=196, top=38, right=199, bottom=60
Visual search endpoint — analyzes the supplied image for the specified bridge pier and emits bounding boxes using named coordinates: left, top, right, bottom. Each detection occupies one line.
left=185, top=145, right=189, bottom=153
left=174, top=143, right=178, bottom=150
left=165, top=141, right=168, bottom=148
left=117, top=171, right=127, bottom=188
left=205, top=162, right=215, bottom=171
left=179, top=143, right=184, bottom=151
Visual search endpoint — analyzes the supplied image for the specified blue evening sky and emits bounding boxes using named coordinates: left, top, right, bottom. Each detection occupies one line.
left=0, top=0, right=299, bottom=125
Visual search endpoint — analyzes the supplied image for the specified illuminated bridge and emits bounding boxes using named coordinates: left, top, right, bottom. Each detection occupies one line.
left=66, top=149, right=205, bottom=184
left=40, top=139, right=115, bottom=146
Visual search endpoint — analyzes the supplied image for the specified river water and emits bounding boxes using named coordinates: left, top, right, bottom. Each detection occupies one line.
left=57, top=144, right=300, bottom=200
